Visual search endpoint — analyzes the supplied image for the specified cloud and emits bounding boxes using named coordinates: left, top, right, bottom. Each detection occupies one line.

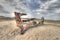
left=0, top=0, right=60, bottom=20
left=30, top=0, right=60, bottom=20
left=0, top=5, right=9, bottom=13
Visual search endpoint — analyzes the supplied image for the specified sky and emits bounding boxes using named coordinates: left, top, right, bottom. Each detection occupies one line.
left=0, top=0, right=60, bottom=20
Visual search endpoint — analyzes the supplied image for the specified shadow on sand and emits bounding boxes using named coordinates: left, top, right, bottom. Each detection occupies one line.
left=20, top=24, right=45, bottom=35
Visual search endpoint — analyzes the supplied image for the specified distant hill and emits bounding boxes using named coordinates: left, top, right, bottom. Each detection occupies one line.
left=0, top=16, right=15, bottom=20
left=0, top=16, right=60, bottom=22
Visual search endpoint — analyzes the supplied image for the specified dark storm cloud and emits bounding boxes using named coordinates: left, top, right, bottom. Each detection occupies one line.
left=15, top=7, right=26, bottom=12
left=0, top=5, right=9, bottom=13
left=19, top=0, right=24, bottom=2
left=2, top=10, right=9, bottom=13
left=0, top=10, right=9, bottom=13
left=4, top=0, right=17, bottom=7
left=0, top=0, right=60, bottom=20
left=22, top=0, right=40, bottom=10
left=28, top=2, right=40, bottom=10
left=0, top=5, right=4, bottom=10
left=21, top=0, right=50, bottom=10
left=46, top=0, right=60, bottom=13
left=40, top=0, right=48, bottom=3
left=11, top=2, right=17, bottom=6
left=48, top=2, right=60, bottom=9
left=5, top=0, right=14, bottom=3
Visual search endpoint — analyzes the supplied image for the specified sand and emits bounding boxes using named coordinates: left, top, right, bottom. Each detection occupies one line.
left=0, top=19, right=60, bottom=40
